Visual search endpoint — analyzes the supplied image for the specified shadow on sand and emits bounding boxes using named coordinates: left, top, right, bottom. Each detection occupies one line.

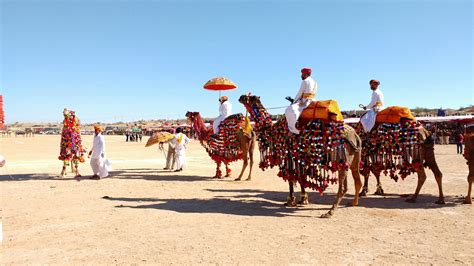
left=104, top=196, right=322, bottom=217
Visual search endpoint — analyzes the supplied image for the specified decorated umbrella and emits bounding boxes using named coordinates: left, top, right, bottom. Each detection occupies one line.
left=145, top=131, right=175, bottom=147
left=203, top=77, right=237, bottom=98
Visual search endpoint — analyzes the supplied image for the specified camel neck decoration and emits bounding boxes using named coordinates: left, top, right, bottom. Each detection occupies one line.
left=186, top=111, right=255, bottom=180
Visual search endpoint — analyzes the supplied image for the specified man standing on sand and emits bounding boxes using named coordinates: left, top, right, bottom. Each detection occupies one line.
left=360, top=79, right=384, bottom=132
left=88, top=125, right=110, bottom=179
left=284, top=68, right=317, bottom=134
left=171, top=127, right=190, bottom=172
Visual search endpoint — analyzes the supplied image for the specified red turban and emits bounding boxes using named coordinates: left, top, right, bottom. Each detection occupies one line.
left=301, top=68, right=312, bottom=76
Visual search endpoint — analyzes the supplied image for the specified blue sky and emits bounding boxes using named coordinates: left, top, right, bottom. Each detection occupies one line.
left=1, top=0, right=472, bottom=123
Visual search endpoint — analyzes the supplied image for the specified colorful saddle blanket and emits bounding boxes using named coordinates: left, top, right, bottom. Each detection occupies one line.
left=376, top=106, right=415, bottom=123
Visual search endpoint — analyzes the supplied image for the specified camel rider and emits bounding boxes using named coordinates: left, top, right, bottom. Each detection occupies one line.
left=213, top=96, right=232, bottom=134
left=360, top=79, right=384, bottom=132
left=284, top=67, right=318, bottom=134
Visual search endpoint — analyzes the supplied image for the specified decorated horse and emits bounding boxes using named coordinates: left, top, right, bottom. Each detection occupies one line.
left=58, top=108, right=85, bottom=178
left=185, top=112, right=256, bottom=180
left=239, top=95, right=362, bottom=218
left=356, top=106, right=445, bottom=204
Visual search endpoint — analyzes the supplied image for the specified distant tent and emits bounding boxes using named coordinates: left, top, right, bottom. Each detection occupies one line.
left=0, top=95, right=4, bottom=129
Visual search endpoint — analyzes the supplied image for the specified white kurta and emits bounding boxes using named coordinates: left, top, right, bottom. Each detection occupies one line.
left=361, top=88, right=384, bottom=132
left=90, top=133, right=111, bottom=178
left=285, top=76, right=317, bottom=134
left=213, top=101, right=232, bottom=134
left=172, top=133, right=191, bottom=170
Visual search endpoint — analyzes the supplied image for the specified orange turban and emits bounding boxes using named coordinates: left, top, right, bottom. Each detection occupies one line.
left=370, top=79, right=380, bottom=85
left=94, top=125, right=102, bottom=132
left=220, top=96, right=228, bottom=102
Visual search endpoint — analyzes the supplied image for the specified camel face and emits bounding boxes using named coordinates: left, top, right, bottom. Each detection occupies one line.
left=185, top=112, right=200, bottom=122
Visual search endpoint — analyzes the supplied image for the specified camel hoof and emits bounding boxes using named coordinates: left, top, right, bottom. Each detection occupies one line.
left=234, top=177, right=242, bottom=181
left=320, top=211, right=333, bottom=218
left=463, top=198, right=472, bottom=204
left=435, top=199, right=446, bottom=205
left=297, top=199, right=309, bottom=205
left=359, top=187, right=368, bottom=197
left=406, top=197, right=417, bottom=203
left=348, top=200, right=359, bottom=207
left=284, top=201, right=297, bottom=207
left=245, top=177, right=252, bottom=181
left=374, top=187, right=384, bottom=196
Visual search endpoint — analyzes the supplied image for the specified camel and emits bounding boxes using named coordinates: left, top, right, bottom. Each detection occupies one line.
left=185, top=112, right=256, bottom=180
left=356, top=117, right=445, bottom=205
left=463, top=125, right=474, bottom=204
left=239, top=95, right=363, bottom=218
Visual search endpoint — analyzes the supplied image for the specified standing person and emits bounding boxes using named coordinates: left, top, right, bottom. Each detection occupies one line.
left=213, top=96, right=232, bottom=135
left=284, top=68, right=317, bottom=134
left=360, top=79, right=384, bottom=132
left=159, top=141, right=176, bottom=170
left=88, top=125, right=110, bottom=179
left=457, top=132, right=464, bottom=154
left=172, top=127, right=190, bottom=172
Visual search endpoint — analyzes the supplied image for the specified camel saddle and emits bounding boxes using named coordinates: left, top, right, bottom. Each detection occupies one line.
left=299, top=100, right=344, bottom=123
left=376, top=106, right=415, bottom=123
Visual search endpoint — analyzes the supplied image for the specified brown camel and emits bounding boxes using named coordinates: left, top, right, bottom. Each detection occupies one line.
left=239, top=95, right=363, bottom=218
left=463, top=125, right=474, bottom=204
left=185, top=112, right=256, bottom=180
left=357, top=121, right=445, bottom=205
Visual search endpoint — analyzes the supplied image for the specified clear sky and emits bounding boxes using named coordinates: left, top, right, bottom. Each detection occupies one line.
left=1, top=0, right=472, bottom=123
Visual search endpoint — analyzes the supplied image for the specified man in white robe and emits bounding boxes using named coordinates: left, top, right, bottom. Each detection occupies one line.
left=172, top=127, right=191, bottom=172
left=360, top=79, right=384, bottom=132
left=213, top=96, right=232, bottom=134
left=88, top=125, right=110, bottom=179
left=284, top=68, right=318, bottom=134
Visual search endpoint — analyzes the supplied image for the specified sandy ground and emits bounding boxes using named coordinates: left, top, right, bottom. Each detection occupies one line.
left=0, top=135, right=473, bottom=264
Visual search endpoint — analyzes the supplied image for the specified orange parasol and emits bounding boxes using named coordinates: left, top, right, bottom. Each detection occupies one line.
left=145, top=132, right=175, bottom=147
left=203, top=77, right=237, bottom=91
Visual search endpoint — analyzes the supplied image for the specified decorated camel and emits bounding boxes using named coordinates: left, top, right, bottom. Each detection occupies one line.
left=463, top=124, right=474, bottom=204
left=185, top=112, right=256, bottom=180
left=58, top=108, right=85, bottom=178
left=239, top=94, right=363, bottom=218
left=356, top=106, right=445, bottom=204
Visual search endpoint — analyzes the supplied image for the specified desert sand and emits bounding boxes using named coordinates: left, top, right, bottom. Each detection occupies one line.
left=1, top=135, right=473, bottom=264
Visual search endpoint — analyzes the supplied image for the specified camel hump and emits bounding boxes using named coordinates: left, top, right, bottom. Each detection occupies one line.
left=223, top=113, right=244, bottom=122
left=376, top=106, right=415, bottom=123
left=299, top=99, right=344, bottom=123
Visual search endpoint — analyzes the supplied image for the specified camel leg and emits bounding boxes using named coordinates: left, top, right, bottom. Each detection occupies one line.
left=359, top=174, right=369, bottom=197
left=350, top=152, right=362, bottom=206
left=214, top=162, right=222, bottom=178
left=235, top=154, right=248, bottom=181
left=406, top=167, right=427, bottom=203
left=465, top=174, right=473, bottom=204
left=298, top=181, right=309, bottom=205
left=464, top=160, right=473, bottom=204
left=225, top=163, right=231, bottom=177
left=374, top=174, right=385, bottom=196
left=424, top=144, right=445, bottom=204
left=321, top=170, right=348, bottom=218
left=246, top=147, right=254, bottom=181
left=284, top=181, right=297, bottom=207
left=60, top=166, right=66, bottom=177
